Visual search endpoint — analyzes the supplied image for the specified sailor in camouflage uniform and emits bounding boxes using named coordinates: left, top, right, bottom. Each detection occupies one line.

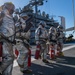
left=0, top=2, right=15, bottom=75
left=14, top=13, right=32, bottom=74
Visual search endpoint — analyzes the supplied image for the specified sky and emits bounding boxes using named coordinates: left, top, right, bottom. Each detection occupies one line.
left=0, top=0, right=75, bottom=38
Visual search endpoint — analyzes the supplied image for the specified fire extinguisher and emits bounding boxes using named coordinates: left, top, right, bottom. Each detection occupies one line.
left=49, top=44, right=55, bottom=59
left=15, top=48, right=19, bottom=58
left=0, top=42, right=3, bottom=64
left=35, top=44, right=40, bottom=59
left=28, top=48, right=31, bottom=67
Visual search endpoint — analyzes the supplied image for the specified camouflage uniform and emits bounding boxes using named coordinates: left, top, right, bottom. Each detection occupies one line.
left=35, top=21, right=49, bottom=63
left=15, top=14, right=31, bottom=73
left=56, top=25, right=65, bottom=56
left=0, top=2, right=15, bottom=75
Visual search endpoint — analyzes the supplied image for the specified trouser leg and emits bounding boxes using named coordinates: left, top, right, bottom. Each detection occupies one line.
left=17, top=50, right=28, bottom=71
left=60, top=43, right=63, bottom=52
left=3, top=63, right=13, bottom=75
left=0, top=57, right=13, bottom=75
left=0, top=42, right=14, bottom=75
left=54, top=44, right=57, bottom=55
left=40, top=43, right=47, bottom=59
